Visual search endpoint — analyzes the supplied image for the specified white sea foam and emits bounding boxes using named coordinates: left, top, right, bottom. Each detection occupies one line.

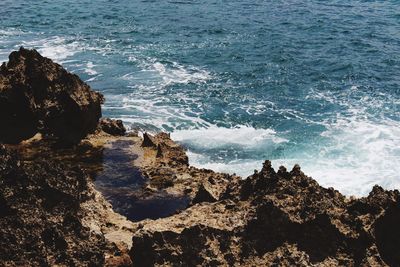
left=171, top=126, right=287, bottom=148
left=0, top=28, right=24, bottom=37
left=114, top=51, right=214, bottom=132
left=84, top=61, right=98, bottom=75
left=185, top=150, right=262, bottom=176
left=38, top=39, right=81, bottom=62
left=297, top=87, right=400, bottom=195
left=298, top=117, right=400, bottom=196
left=114, top=86, right=212, bottom=131
left=126, top=55, right=211, bottom=87
left=151, top=61, right=211, bottom=85
left=178, top=120, right=400, bottom=196
left=169, top=125, right=288, bottom=178
left=0, top=28, right=27, bottom=62
left=20, top=36, right=85, bottom=63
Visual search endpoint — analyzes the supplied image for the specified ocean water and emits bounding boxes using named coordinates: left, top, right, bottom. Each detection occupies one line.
left=1, top=0, right=400, bottom=196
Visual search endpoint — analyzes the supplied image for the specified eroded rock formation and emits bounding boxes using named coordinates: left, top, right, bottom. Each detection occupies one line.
left=130, top=161, right=400, bottom=266
left=2, top=122, right=400, bottom=267
left=0, top=145, right=106, bottom=265
left=0, top=47, right=103, bottom=144
left=99, top=118, right=126, bottom=136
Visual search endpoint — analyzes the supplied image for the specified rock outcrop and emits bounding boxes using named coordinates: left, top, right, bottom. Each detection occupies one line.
left=0, top=47, right=103, bottom=144
left=141, top=132, right=156, bottom=147
left=0, top=145, right=106, bottom=266
left=6, top=127, right=400, bottom=266
left=130, top=161, right=400, bottom=266
left=0, top=139, right=138, bottom=266
left=99, top=118, right=126, bottom=136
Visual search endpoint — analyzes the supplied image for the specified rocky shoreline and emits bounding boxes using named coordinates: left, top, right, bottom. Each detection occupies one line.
left=0, top=48, right=399, bottom=266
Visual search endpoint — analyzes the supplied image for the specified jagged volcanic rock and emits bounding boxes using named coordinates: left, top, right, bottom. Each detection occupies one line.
left=99, top=118, right=126, bottom=136
left=130, top=161, right=400, bottom=266
left=141, top=132, right=156, bottom=147
left=0, top=145, right=106, bottom=266
left=191, top=183, right=218, bottom=204
left=0, top=47, right=104, bottom=144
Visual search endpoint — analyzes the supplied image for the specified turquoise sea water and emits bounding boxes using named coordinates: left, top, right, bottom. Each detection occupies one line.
left=1, top=0, right=400, bottom=196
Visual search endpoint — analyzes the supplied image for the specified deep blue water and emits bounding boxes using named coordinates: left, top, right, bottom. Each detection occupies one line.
left=1, top=0, right=400, bottom=195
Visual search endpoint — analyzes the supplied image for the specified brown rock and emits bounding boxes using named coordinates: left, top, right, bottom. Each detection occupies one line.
left=99, top=118, right=126, bottom=136
left=156, top=144, right=163, bottom=158
left=0, top=47, right=103, bottom=144
left=0, top=145, right=106, bottom=265
left=191, top=183, right=218, bottom=204
left=141, top=132, right=156, bottom=147
left=152, top=132, right=189, bottom=166
left=130, top=161, right=400, bottom=266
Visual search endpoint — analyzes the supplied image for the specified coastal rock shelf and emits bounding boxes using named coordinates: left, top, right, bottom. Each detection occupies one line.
left=131, top=161, right=400, bottom=266
left=0, top=49, right=399, bottom=266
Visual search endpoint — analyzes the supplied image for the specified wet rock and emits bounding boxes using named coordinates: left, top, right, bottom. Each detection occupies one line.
left=99, top=118, right=126, bottom=136
left=0, top=47, right=103, bottom=144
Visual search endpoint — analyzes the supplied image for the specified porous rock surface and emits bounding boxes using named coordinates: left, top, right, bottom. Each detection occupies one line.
left=0, top=140, right=137, bottom=266
left=0, top=145, right=106, bottom=266
left=130, top=161, right=400, bottom=266
left=0, top=47, right=103, bottom=144
left=139, top=132, right=238, bottom=204
left=99, top=118, right=126, bottom=136
left=2, top=124, right=400, bottom=267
